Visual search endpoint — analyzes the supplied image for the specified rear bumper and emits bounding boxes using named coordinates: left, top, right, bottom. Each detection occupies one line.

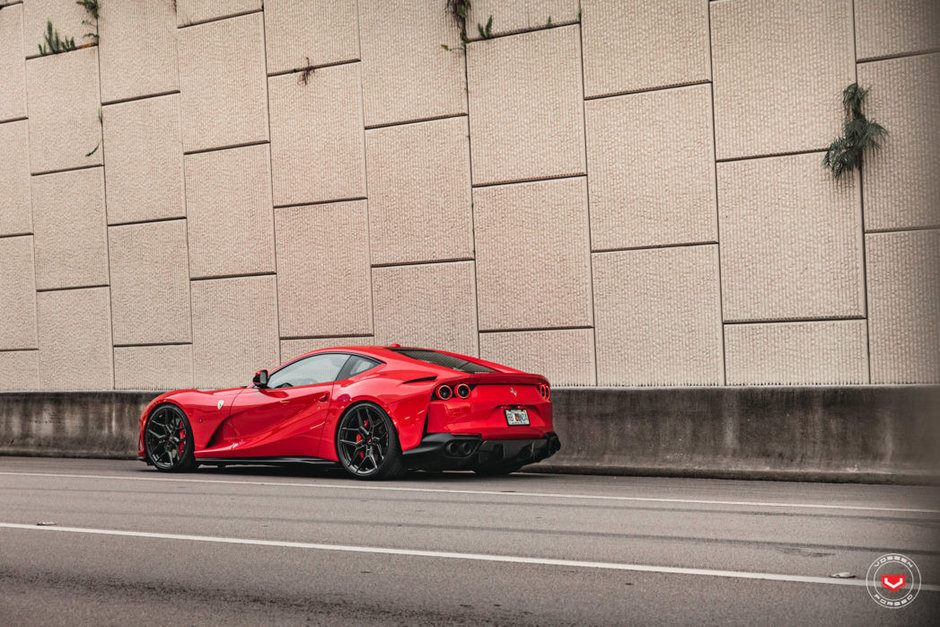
left=403, top=432, right=561, bottom=471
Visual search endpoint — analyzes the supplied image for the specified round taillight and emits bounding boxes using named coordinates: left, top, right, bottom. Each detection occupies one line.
left=436, top=384, right=453, bottom=400
left=538, top=383, right=551, bottom=400
left=455, top=383, right=470, bottom=398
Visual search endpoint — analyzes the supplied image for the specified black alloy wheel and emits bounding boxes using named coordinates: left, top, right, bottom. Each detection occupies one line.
left=145, top=404, right=197, bottom=472
left=336, top=403, right=406, bottom=480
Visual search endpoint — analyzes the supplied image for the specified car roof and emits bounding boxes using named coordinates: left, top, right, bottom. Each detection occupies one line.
left=281, top=345, right=516, bottom=374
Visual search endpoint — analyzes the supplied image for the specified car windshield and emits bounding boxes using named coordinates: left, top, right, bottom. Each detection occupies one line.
left=390, top=348, right=495, bottom=374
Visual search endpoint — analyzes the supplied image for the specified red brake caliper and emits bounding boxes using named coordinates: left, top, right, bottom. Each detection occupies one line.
left=358, top=420, right=368, bottom=461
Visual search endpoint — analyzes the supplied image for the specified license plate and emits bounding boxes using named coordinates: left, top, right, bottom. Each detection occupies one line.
left=505, top=408, right=529, bottom=426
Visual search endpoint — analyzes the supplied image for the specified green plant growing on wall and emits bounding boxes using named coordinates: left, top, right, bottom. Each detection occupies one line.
left=477, top=15, right=493, bottom=39
left=294, top=56, right=315, bottom=86
left=85, top=107, right=103, bottom=157
left=446, top=0, right=472, bottom=44
left=77, top=0, right=100, bottom=45
left=823, top=83, right=887, bottom=178
left=37, top=20, right=77, bottom=55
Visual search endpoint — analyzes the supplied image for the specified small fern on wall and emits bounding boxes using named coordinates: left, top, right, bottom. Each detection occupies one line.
left=823, top=83, right=888, bottom=178
left=37, top=20, right=77, bottom=55
left=77, top=0, right=100, bottom=45
left=446, top=0, right=472, bottom=44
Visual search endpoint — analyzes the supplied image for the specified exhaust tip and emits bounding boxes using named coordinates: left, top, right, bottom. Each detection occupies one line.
left=444, top=440, right=478, bottom=457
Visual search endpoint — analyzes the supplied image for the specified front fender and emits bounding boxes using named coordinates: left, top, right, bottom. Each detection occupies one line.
left=137, top=388, right=246, bottom=457
left=137, top=391, right=188, bottom=457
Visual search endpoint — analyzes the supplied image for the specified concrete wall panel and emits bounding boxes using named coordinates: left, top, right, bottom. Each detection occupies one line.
left=468, top=1, right=578, bottom=37
left=31, top=167, right=108, bottom=290
left=544, top=386, right=940, bottom=482
left=98, top=1, right=178, bottom=103
left=184, top=144, right=275, bottom=278
left=268, top=63, right=365, bottom=206
left=480, top=329, right=595, bottom=386
left=37, top=287, right=113, bottom=390
left=358, top=0, right=466, bottom=127
left=867, top=230, right=940, bottom=384
left=365, top=117, right=473, bottom=265
left=718, top=153, right=864, bottom=322
left=191, top=275, right=280, bottom=389
left=859, top=53, right=940, bottom=231
left=103, top=94, right=185, bottom=225
left=581, top=0, right=709, bottom=98
left=474, top=178, right=592, bottom=330
left=23, top=0, right=86, bottom=58
left=108, top=220, right=192, bottom=346
left=280, top=337, right=375, bottom=362
left=711, top=0, right=854, bottom=160
left=467, top=25, right=584, bottom=185
left=855, top=0, right=940, bottom=60
left=178, top=13, right=268, bottom=152
left=275, top=201, right=372, bottom=338
left=264, top=0, right=359, bottom=74
left=0, top=236, right=38, bottom=350
left=25, top=47, right=102, bottom=173
left=0, top=3, right=26, bottom=121
left=0, top=350, right=40, bottom=391
left=372, top=261, right=478, bottom=356
left=593, top=246, right=723, bottom=386
left=177, top=0, right=261, bottom=27
left=725, top=320, right=868, bottom=385
left=0, top=120, right=31, bottom=235
left=114, top=344, right=193, bottom=391
left=585, top=84, right=716, bottom=250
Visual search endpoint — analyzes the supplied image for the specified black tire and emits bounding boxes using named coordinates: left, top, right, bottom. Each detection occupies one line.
left=335, top=403, right=406, bottom=480
left=144, top=403, right=197, bottom=472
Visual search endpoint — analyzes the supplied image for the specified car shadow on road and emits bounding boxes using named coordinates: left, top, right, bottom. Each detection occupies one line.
left=169, top=463, right=550, bottom=484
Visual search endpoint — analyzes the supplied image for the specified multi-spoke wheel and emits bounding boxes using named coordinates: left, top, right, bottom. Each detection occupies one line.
left=144, top=404, right=196, bottom=472
left=335, top=403, right=405, bottom=480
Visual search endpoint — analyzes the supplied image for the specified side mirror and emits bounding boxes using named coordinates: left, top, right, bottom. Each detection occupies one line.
left=252, top=369, right=269, bottom=388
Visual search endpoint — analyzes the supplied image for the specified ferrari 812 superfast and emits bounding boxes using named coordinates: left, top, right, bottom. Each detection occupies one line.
left=138, top=346, right=560, bottom=479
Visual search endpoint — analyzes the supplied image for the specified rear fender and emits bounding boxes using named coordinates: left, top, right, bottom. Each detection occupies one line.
left=326, top=376, right=437, bottom=457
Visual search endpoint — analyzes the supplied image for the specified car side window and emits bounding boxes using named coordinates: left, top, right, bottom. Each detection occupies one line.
left=339, top=355, right=381, bottom=379
left=266, top=353, right=350, bottom=389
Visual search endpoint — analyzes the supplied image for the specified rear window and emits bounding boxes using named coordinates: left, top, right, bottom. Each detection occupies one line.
left=390, top=348, right=495, bottom=374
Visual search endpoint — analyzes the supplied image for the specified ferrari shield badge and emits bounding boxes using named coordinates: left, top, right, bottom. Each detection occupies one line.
left=217, top=400, right=224, bottom=410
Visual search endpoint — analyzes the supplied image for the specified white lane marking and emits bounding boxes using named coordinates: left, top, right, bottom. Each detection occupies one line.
left=0, top=471, right=937, bottom=515
left=3, top=522, right=938, bottom=591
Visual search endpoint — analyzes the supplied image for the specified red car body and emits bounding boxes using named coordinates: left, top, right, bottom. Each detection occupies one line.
left=138, top=346, right=560, bottom=477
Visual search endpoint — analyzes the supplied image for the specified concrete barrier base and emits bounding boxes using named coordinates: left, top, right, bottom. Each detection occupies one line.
left=0, top=386, right=937, bottom=483
left=537, top=386, right=940, bottom=484
left=0, top=392, right=154, bottom=459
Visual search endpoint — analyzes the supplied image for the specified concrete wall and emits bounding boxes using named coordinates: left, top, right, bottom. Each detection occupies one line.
left=540, top=385, right=940, bottom=483
left=0, top=0, right=938, bottom=392
left=1, top=387, right=936, bottom=483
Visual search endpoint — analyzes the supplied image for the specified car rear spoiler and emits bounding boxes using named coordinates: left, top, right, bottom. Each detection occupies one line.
left=458, top=372, right=549, bottom=386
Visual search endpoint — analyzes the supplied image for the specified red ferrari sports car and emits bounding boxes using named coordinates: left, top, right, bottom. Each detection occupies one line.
left=138, top=345, right=560, bottom=479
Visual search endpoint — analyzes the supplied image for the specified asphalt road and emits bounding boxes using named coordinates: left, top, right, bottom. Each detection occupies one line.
left=0, top=457, right=937, bottom=625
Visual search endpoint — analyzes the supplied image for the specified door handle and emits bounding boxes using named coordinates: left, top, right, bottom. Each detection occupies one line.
left=316, top=392, right=329, bottom=402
